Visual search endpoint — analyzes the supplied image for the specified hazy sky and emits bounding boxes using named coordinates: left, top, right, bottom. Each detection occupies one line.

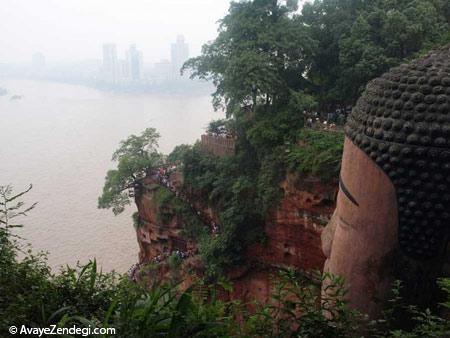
left=0, top=0, right=235, bottom=64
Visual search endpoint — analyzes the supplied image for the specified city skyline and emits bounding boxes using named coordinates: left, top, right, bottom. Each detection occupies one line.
left=0, top=34, right=199, bottom=90
left=0, top=0, right=233, bottom=64
left=100, top=35, right=190, bottom=85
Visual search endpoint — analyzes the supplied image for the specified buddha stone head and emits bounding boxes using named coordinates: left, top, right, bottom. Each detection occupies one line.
left=322, top=45, right=450, bottom=318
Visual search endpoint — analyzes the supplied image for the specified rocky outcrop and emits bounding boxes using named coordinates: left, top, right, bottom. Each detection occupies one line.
left=135, top=178, right=197, bottom=264
left=134, top=171, right=337, bottom=304
left=224, top=173, right=336, bottom=304
left=250, top=173, right=335, bottom=271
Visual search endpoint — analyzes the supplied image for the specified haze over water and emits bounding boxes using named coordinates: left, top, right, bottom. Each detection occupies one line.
left=0, top=79, right=221, bottom=272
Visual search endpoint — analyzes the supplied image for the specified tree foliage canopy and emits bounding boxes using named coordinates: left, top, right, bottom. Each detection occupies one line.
left=186, top=0, right=449, bottom=112
left=167, top=144, right=193, bottom=164
left=98, top=128, right=163, bottom=215
left=301, top=0, right=450, bottom=108
left=183, top=0, right=315, bottom=116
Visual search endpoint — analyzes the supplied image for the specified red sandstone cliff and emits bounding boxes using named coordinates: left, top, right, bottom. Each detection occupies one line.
left=226, top=173, right=336, bottom=304
left=134, top=171, right=337, bottom=303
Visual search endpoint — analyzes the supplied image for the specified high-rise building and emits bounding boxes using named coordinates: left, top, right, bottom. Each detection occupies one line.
left=117, top=59, right=129, bottom=82
left=126, top=44, right=143, bottom=81
left=138, top=50, right=144, bottom=77
left=102, top=44, right=118, bottom=83
left=170, top=35, right=189, bottom=78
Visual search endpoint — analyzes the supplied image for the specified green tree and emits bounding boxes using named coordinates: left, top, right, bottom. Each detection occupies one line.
left=300, top=0, right=366, bottom=110
left=301, top=0, right=450, bottom=109
left=183, top=0, right=315, bottom=117
left=339, top=0, right=449, bottom=101
left=167, top=144, right=192, bottom=164
left=98, top=128, right=163, bottom=215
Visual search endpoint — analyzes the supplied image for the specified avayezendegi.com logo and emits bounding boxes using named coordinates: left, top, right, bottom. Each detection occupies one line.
left=9, top=325, right=116, bottom=337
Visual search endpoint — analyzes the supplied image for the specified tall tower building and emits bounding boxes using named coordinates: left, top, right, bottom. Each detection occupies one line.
left=102, top=44, right=118, bottom=84
left=127, top=44, right=143, bottom=81
left=117, top=59, right=129, bottom=82
left=170, top=35, right=189, bottom=78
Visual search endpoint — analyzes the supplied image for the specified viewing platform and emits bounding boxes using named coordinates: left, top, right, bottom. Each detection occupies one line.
left=200, top=134, right=235, bottom=157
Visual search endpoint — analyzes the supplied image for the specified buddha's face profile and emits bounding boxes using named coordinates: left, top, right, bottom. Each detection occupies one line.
left=322, top=46, right=450, bottom=317
left=322, top=138, right=398, bottom=318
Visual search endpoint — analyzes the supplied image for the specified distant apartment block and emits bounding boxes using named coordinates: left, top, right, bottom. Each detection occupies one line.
left=101, top=43, right=144, bottom=84
left=102, top=44, right=118, bottom=84
left=127, top=44, right=143, bottom=81
left=118, top=59, right=129, bottom=80
left=170, top=35, right=189, bottom=78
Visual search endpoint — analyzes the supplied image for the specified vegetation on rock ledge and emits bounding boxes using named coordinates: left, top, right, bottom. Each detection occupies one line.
left=98, top=128, right=163, bottom=215
left=286, top=129, right=344, bottom=181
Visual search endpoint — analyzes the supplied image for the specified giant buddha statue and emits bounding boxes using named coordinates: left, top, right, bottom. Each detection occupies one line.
left=322, top=45, right=450, bottom=318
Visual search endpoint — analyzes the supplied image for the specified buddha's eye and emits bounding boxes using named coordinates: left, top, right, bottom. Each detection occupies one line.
left=339, top=174, right=359, bottom=207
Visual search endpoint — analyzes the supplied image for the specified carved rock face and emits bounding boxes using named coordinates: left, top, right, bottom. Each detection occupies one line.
left=345, top=46, right=450, bottom=260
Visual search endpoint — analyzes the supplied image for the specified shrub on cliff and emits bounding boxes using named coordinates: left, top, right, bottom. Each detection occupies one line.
left=286, top=129, right=344, bottom=181
left=152, top=185, right=208, bottom=241
left=98, top=128, right=164, bottom=215
left=181, top=143, right=270, bottom=278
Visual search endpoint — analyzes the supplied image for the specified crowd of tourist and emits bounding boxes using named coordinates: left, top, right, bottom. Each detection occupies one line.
left=207, top=131, right=234, bottom=139
left=304, top=107, right=351, bottom=130
left=127, top=248, right=198, bottom=281
left=150, top=165, right=221, bottom=236
left=128, top=263, right=141, bottom=282
left=128, top=164, right=224, bottom=281
left=152, top=248, right=196, bottom=264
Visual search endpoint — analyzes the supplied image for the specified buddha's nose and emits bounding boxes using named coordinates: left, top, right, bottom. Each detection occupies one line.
left=321, top=209, right=338, bottom=259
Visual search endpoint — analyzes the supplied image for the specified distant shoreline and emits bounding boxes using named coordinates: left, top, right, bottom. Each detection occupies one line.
left=0, top=76, right=214, bottom=97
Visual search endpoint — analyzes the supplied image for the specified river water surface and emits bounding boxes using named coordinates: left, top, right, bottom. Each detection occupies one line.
left=0, top=79, right=220, bottom=272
